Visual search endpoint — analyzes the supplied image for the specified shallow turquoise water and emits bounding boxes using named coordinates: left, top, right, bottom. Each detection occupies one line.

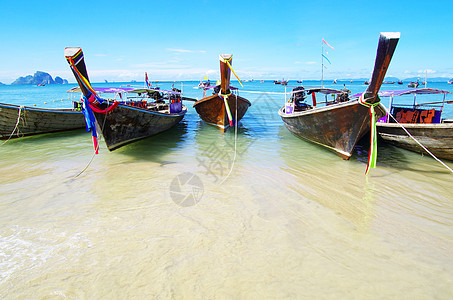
left=0, top=81, right=452, bottom=298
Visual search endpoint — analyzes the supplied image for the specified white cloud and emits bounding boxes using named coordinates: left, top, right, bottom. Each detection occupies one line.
left=417, top=69, right=436, bottom=74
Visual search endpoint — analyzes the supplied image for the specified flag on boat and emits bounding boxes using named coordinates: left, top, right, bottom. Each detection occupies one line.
left=145, top=72, right=151, bottom=89
left=322, top=54, right=331, bottom=64
left=322, top=38, right=335, bottom=50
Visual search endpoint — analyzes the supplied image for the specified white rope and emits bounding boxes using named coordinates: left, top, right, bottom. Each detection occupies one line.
left=220, top=94, right=238, bottom=184
left=383, top=106, right=453, bottom=173
left=240, top=90, right=287, bottom=95
left=74, top=101, right=108, bottom=178
left=241, top=88, right=320, bottom=96
left=74, top=143, right=99, bottom=178
left=1, top=105, right=24, bottom=146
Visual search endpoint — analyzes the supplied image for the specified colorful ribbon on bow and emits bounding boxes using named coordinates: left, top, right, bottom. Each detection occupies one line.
left=67, top=55, right=119, bottom=154
left=359, top=95, right=380, bottom=175
left=219, top=55, right=243, bottom=88
left=219, top=92, right=234, bottom=127
left=81, top=95, right=100, bottom=154
left=218, top=55, right=243, bottom=128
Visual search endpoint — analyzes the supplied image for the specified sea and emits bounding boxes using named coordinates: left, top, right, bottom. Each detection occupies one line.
left=0, top=80, right=452, bottom=299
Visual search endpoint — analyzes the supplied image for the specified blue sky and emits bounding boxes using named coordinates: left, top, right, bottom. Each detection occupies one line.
left=0, top=0, right=452, bottom=83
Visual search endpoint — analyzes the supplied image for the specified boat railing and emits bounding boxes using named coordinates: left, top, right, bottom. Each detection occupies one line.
left=393, top=103, right=444, bottom=109
left=286, top=86, right=349, bottom=107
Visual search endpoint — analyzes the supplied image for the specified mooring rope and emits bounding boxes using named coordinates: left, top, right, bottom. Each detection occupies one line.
left=74, top=143, right=99, bottom=178
left=240, top=89, right=309, bottom=96
left=1, top=105, right=24, bottom=146
left=240, top=90, right=287, bottom=95
left=220, top=94, right=239, bottom=184
left=383, top=106, right=453, bottom=174
left=74, top=104, right=109, bottom=178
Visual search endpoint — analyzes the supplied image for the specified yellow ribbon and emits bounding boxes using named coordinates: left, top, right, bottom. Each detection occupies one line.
left=220, top=93, right=233, bottom=127
left=225, top=60, right=243, bottom=88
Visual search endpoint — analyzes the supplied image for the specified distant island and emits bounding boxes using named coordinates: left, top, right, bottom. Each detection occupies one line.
left=11, top=71, right=68, bottom=85
left=0, top=82, right=4, bottom=85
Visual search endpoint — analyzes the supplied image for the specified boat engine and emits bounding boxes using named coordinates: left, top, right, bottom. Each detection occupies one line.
left=292, top=87, right=311, bottom=111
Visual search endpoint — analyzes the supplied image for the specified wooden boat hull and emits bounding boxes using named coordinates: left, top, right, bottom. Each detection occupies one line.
left=0, top=102, right=85, bottom=139
left=377, top=122, right=453, bottom=161
left=193, top=94, right=251, bottom=131
left=93, top=103, right=187, bottom=151
left=279, top=101, right=385, bottom=159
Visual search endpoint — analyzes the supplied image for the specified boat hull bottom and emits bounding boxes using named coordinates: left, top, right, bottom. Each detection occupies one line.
left=93, top=103, right=187, bottom=151
left=279, top=101, right=385, bottom=159
left=193, top=94, right=251, bottom=131
left=0, top=103, right=85, bottom=139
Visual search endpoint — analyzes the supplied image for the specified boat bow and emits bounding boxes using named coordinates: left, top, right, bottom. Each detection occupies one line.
left=362, top=32, right=400, bottom=104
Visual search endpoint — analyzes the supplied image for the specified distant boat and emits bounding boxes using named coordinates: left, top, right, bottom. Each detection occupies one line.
left=0, top=102, right=84, bottom=139
left=397, top=80, right=403, bottom=84
left=377, top=88, right=453, bottom=161
left=364, top=80, right=370, bottom=85
left=65, top=47, right=187, bottom=151
left=193, top=54, right=251, bottom=132
left=198, top=79, right=211, bottom=89
left=407, top=79, right=419, bottom=88
left=275, top=78, right=288, bottom=85
left=333, top=79, right=337, bottom=84
left=383, top=81, right=395, bottom=84
left=448, top=78, right=453, bottom=84
left=279, top=32, right=399, bottom=160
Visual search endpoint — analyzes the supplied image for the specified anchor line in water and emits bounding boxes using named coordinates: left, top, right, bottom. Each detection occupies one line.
left=220, top=94, right=239, bottom=184
left=74, top=104, right=110, bottom=178
left=240, top=90, right=287, bottom=95
left=240, top=89, right=314, bottom=96
left=1, top=105, right=24, bottom=146
left=383, top=106, right=453, bottom=174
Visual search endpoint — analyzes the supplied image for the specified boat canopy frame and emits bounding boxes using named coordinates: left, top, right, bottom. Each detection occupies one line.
left=286, top=86, right=351, bottom=108
left=378, top=88, right=452, bottom=124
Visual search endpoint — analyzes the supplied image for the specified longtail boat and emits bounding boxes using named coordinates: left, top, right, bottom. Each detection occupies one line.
left=279, top=32, right=400, bottom=169
left=64, top=47, right=187, bottom=151
left=0, top=102, right=84, bottom=140
left=376, top=88, right=453, bottom=161
left=407, top=80, right=420, bottom=88
left=193, top=54, right=251, bottom=131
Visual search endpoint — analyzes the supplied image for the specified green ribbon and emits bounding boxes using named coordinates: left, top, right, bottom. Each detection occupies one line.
left=219, top=93, right=234, bottom=127
left=359, top=96, right=380, bottom=175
